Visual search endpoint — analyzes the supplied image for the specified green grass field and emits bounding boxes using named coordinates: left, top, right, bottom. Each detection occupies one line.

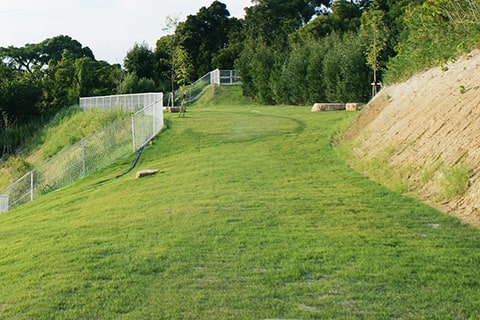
left=0, top=86, right=479, bottom=319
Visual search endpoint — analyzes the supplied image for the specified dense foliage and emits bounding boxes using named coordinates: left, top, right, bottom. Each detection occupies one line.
left=1, top=0, right=479, bottom=157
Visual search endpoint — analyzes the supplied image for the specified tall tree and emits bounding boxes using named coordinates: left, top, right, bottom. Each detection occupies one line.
left=123, top=42, right=155, bottom=80
left=0, top=65, right=42, bottom=119
left=175, top=1, right=236, bottom=79
left=295, top=0, right=363, bottom=41
left=211, top=18, right=244, bottom=70
left=238, top=0, right=329, bottom=102
left=39, top=35, right=94, bottom=64
left=159, top=15, right=180, bottom=94
left=173, top=45, right=193, bottom=94
left=361, top=0, right=388, bottom=97
left=0, top=43, right=43, bottom=75
left=245, top=0, right=326, bottom=47
left=0, top=35, right=94, bottom=75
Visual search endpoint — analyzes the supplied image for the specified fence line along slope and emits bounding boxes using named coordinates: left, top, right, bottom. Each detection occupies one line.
left=0, top=92, right=164, bottom=213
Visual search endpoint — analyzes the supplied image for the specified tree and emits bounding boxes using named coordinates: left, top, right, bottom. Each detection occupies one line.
left=39, top=35, right=94, bottom=64
left=295, top=0, right=363, bottom=41
left=73, top=58, right=118, bottom=97
left=160, top=15, right=180, bottom=95
left=245, top=0, right=326, bottom=48
left=360, top=0, right=388, bottom=97
left=41, top=50, right=77, bottom=112
left=123, top=42, right=155, bottom=80
left=0, top=69, right=42, bottom=119
left=238, top=0, right=332, bottom=102
left=175, top=1, right=239, bottom=79
left=0, top=35, right=94, bottom=75
left=172, top=45, right=192, bottom=115
left=212, top=18, right=245, bottom=69
left=0, top=43, right=43, bottom=75
left=322, top=32, right=370, bottom=102
left=173, top=45, right=193, bottom=91
left=119, top=73, right=156, bottom=94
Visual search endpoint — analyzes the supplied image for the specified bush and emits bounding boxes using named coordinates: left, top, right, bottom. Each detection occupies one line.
left=3, top=156, right=32, bottom=181
left=385, top=0, right=480, bottom=83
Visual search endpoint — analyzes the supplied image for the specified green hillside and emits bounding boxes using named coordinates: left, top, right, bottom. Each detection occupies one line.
left=0, top=86, right=479, bottom=319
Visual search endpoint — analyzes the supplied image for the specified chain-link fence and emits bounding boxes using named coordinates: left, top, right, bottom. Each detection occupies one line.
left=0, top=93, right=163, bottom=213
left=165, top=69, right=241, bottom=105
left=80, top=92, right=162, bottom=112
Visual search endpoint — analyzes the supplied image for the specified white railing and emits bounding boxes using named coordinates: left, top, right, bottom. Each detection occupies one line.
left=213, top=69, right=241, bottom=86
left=170, top=69, right=240, bottom=104
left=80, top=92, right=163, bottom=112
left=0, top=93, right=163, bottom=213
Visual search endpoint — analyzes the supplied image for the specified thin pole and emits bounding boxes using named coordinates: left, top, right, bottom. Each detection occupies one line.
left=81, top=138, right=86, bottom=177
left=30, top=171, right=34, bottom=201
left=131, top=115, right=136, bottom=152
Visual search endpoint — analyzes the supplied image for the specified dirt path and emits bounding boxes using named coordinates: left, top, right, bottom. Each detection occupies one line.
left=345, top=49, right=480, bottom=227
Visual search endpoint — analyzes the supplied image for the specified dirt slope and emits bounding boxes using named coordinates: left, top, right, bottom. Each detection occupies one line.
left=345, top=49, right=480, bottom=227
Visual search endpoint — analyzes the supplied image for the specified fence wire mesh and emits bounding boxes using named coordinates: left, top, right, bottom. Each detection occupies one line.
left=0, top=93, right=163, bottom=213
left=166, top=69, right=240, bottom=105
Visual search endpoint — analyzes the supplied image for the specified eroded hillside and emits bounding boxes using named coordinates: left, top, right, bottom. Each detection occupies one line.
left=345, top=49, right=480, bottom=227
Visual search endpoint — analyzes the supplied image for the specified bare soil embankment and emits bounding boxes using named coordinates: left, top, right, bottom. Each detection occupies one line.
left=345, top=49, right=480, bottom=227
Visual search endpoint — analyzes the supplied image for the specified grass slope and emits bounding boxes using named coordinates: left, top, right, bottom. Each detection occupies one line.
left=0, top=86, right=479, bottom=319
left=0, top=106, right=128, bottom=191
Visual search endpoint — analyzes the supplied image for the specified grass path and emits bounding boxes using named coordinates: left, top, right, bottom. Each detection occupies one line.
left=0, top=86, right=479, bottom=319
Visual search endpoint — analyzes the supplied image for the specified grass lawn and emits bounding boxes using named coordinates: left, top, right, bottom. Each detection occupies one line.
left=0, top=86, right=479, bottom=319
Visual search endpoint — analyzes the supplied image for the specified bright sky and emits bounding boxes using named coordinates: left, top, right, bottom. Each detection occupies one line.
left=0, top=0, right=252, bottom=65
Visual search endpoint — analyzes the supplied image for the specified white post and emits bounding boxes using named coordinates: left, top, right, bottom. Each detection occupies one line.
left=30, top=171, right=34, bottom=201
left=210, top=69, right=220, bottom=85
left=131, top=115, right=136, bottom=152
left=152, top=105, right=155, bottom=140
left=0, top=195, right=8, bottom=213
left=81, top=138, right=86, bottom=177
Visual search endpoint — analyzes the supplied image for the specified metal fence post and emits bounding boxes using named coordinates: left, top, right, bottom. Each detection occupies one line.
left=0, top=195, right=8, bottom=213
left=30, top=171, right=34, bottom=201
left=81, top=138, right=86, bottom=177
left=131, top=115, right=136, bottom=152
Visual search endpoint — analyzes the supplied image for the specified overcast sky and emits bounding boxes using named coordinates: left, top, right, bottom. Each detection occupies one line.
left=0, top=0, right=252, bottom=65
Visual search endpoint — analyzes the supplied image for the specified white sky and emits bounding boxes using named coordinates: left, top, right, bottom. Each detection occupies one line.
left=0, top=0, right=252, bottom=65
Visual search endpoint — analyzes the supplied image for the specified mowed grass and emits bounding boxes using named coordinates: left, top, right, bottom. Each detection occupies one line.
left=0, top=86, right=479, bottom=319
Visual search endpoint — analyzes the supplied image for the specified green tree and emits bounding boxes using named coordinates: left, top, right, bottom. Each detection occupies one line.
left=295, top=0, right=363, bottom=42
left=385, top=0, right=480, bottom=82
left=275, top=43, right=311, bottom=105
left=0, top=35, right=94, bottom=75
left=175, top=1, right=235, bottom=79
left=73, top=58, right=118, bottom=97
left=154, top=35, right=174, bottom=93
left=360, top=0, right=389, bottom=96
left=160, top=15, right=180, bottom=95
left=119, top=73, right=156, bottom=94
left=212, top=18, right=245, bottom=69
left=173, top=45, right=193, bottom=90
left=244, top=0, right=324, bottom=48
left=305, top=40, right=330, bottom=104
left=39, top=35, right=94, bottom=64
left=41, top=50, right=77, bottom=112
left=249, top=43, right=276, bottom=104
left=123, top=42, right=155, bottom=80
left=0, top=43, right=43, bottom=75
left=239, top=0, right=331, bottom=102
left=322, top=32, right=370, bottom=102
left=0, top=69, right=42, bottom=119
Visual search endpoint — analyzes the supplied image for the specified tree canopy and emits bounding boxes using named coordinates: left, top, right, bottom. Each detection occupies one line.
left=0, top=35, right=119, bottom=152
